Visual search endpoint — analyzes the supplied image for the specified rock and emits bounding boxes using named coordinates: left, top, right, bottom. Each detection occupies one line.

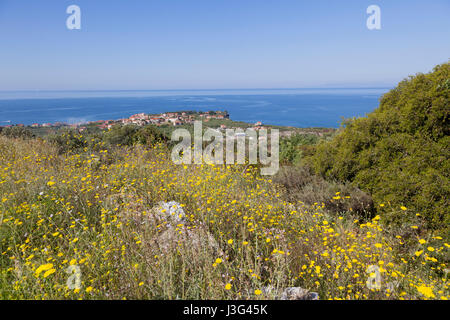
left=156, top=225, right=221, bottom=254
left=261, top=285, right=278, bottom=298
left=279, top=287, right=319, bottom=300
left=153, top=201, right=186, bottom=224
left=113, top=199, right=221, bottom=256
left=150, top=201, right=222, bottom=256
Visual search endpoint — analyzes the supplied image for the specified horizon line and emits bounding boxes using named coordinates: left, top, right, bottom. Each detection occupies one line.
left=0, top=86, right=393, bottom=93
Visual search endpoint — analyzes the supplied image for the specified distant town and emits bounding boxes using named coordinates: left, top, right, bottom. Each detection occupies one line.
left=0, top=110, right=334, bottom=138
left=0, top=110, right=271, bottom=131
left=1, top=111, right=230, bottom=129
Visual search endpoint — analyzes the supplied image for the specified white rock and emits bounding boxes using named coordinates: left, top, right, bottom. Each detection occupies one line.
left=154, top=201, right=186, bottom=223
left=280, top=287, right=319, bottom=300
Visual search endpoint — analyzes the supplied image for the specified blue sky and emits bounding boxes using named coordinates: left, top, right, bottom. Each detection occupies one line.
left=0, top=0, right=449, bottom=90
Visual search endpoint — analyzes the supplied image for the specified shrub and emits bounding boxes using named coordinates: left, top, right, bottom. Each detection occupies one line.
left=103, top=124, right=168, bottom=148
left=308, top=62, right=450, bottom=232
left=133, top=125, right=169, bottom=146
left=47, top=129, right=88, bottom=154
left=280, top=133, right=319, bottom=165
left=0, top=126, right=34, bottom=139
left=103, top=124, right=140, bottom=146
left=273, top=165, right=374, bottom=218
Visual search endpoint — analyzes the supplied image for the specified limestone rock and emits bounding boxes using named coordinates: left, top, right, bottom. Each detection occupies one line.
left=155, top=225, right=221, bottom=255
left=279, top=287, right=319, bottom=300
left=153, top=201, right=186, bottom=224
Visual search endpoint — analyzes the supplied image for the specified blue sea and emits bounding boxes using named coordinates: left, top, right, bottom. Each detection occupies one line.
left=0, top=88, right=390, bottom=128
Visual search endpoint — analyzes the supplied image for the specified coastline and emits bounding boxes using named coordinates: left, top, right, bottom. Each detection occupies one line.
left=0, top=88, right=384, bottom=128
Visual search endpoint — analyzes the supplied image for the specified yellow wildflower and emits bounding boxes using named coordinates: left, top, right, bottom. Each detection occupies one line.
left=35, top=263, right=53, bottom=276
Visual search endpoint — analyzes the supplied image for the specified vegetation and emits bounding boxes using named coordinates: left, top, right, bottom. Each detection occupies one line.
left=0, top=134, right=448, bottom=300
left=0, top=63, right=448, bottom=300
left=44, top=125, right=169, bottom=154
left=273, top=166, right=374, bottom=218
left=280, top=133, right=319, bottom=165
left=309, top=63, right=449, bottom=234
left=0, top=126, right=35, bottom=139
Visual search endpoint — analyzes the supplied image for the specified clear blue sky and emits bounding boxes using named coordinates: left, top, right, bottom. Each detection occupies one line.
left=0, top=0, right=449, bottom=90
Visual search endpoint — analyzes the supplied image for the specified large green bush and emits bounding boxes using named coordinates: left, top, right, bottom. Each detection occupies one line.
left=309, top=62, right=449, bottom=232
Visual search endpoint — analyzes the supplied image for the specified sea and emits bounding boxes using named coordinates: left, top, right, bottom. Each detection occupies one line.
left=0, top=88, right=390, bottom=128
